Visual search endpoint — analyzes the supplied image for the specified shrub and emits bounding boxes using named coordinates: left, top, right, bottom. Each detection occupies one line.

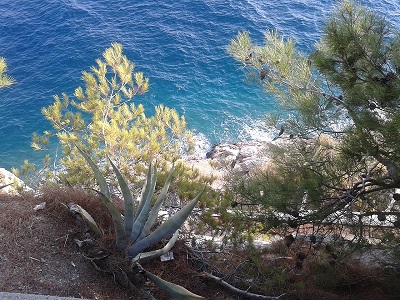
left=75, top=147, right=205, bottom=299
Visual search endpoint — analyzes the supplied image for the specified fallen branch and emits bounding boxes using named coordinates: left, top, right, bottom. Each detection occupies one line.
left=200, top=272, right=285, bottom=300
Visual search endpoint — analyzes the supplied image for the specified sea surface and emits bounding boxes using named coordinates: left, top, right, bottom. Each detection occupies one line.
left=0, top=0, right=399, bottom=170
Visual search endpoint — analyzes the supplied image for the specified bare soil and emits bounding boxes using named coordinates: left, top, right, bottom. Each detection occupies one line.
left=0, top=187, right=399, bottom=300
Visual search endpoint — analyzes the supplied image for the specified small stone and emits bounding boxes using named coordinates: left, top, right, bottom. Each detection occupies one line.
left=160, top=251, right=174, bottom=262
left=33, top=202, right=46, bottom=211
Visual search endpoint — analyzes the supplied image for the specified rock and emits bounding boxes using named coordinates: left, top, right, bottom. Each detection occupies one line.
left=33, top=202, right=46, bottom=211
left=207, top=141, right=270, bottom=174
left=0, top=168, right=32, bottom=195
left=186, top=141, right=271, bottom=190
left=206, top=143, right=240, bottom=161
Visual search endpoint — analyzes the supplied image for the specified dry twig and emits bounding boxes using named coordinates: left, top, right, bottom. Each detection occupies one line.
left=200, top=272, right=285, bottom=300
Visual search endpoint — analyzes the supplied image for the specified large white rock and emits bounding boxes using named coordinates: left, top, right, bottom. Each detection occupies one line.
left=206, top=141, right=270, bottom=174
left=0, top=168, right=32, bottom=195
left=184, top=141, right=271, bottom=190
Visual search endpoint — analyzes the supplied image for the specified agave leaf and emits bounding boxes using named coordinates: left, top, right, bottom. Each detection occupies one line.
left=108, top=157, right=135, bottom=234
left=130, top=164, right=157, bottom=243
left=134, top=162, right=153, bottom=221
left=143, top=269, right=205, bottom=300
left=77, top=147, right=126, bottom=248
left=137, top=163, right=175, bottom=241
left=77, top=147, right=111, bottom=199
left=94, top=191, right=128, bottom=249
left=128, top=188, right=204, bottom=259
left=133, top=230, right=179, bottom=263
left=68, top=203, right=101, bottom=236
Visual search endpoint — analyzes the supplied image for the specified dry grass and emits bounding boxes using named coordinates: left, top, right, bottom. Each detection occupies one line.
left=0, top=187, right=399, bottom=300
left=0, top=188, right=134, bottom=299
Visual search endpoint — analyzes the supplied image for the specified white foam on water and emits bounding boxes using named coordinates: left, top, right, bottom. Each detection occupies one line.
left=183, top=132, right=212, bottom=159
left=240, top=119, right=276, bottom=142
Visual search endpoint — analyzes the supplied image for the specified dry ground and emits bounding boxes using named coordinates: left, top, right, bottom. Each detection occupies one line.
left=0, top=187, right=399, bottom=300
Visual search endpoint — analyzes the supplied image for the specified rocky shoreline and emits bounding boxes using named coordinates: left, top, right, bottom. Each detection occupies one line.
left=1, top=140, right=273, bottom=194
left=184, top=140, right=272, bottom=190
left=205, top=141, right=271, bottom=172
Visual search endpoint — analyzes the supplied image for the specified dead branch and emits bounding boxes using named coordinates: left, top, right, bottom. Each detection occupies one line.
left=200, top=272, right=285, bottom=300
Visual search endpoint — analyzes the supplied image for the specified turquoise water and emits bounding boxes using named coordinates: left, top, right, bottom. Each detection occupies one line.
left=0, top=0, right=399, bottom=170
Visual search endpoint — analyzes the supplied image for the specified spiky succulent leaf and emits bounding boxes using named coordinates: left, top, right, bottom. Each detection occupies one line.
left=128, top=188, right=204, bottom=259
left=143, top=269, right=205, bottom=300
left=130, top=164, right=157, bottom=243
left=134, top=162, right=153, bottom=221
left=138, top=163, right=175, bottom=241
left=108, top=157, right=135, bottom=234
left=68, top=203, right=101, bottom=236
left=77, top=147, right=126, bottom=248
left=77, top=147, right=111, bottom=199
left=133, top=230, right=179, bottom=263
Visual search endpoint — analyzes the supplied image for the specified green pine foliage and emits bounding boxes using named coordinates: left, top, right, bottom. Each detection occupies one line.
left=227, top=0, right=400, bottom=251
left=30, top=43, right=194, bottom=187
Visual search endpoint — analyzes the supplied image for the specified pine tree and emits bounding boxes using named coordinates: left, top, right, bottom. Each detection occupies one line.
left=227, top=1, right=400, bottom=251
left=32, top=43, right=193, bottom=187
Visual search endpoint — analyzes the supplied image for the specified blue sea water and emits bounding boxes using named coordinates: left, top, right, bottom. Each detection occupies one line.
left=0, top=0, right=399, bottom=170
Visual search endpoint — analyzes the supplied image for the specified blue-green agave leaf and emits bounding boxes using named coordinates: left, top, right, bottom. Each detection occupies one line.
left=130, top=164, right=157, bottom=243
left=77, top=147, right=126, bottom=249
left=128, top=188, right=204, bottom=259
left=138, top=163, right=175, bottom=241
left=108, top=157, right=135, bottom=234
left=134, top=162, right=153, bottom=221
left=77, top=147, right=111, bottom=199
left=143, top=268, right=205, bottom=300
left=132, top=230, right=179, bottom=263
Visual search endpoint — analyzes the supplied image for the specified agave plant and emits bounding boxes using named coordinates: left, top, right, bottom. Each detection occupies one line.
left=77, top=147, right=205, bottom=299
